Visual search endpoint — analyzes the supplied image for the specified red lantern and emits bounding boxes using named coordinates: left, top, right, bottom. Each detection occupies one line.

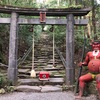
left=88, top=59, right=100, bottom=73
left=40, top=12, right=46, bottom=23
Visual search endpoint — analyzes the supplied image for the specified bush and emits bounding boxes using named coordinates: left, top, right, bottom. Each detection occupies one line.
left=0, top=73, right=15, bottom=93
left=0, top=74, right=6, bottom=88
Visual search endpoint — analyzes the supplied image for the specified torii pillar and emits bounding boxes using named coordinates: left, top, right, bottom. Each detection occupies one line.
left=7, top=12, right=19, bottom=85
left=66, top=14, right=75, bottom=85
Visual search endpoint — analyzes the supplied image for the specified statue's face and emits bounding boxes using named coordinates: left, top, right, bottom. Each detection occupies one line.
left=92, top=42, right=100, bottom=50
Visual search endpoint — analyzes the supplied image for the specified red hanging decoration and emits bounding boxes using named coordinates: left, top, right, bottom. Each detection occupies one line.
left=40, top=12, right=46, bottom=23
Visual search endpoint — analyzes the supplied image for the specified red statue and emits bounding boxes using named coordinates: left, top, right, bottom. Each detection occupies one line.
left=76, top=41, right=100, bottom=99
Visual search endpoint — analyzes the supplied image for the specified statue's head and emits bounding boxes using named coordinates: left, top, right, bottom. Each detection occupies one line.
left=92, top=41, right=100, bottom=50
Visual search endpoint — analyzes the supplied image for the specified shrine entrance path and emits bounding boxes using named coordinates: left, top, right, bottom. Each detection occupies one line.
left=0, top=92, right=96, bottom=100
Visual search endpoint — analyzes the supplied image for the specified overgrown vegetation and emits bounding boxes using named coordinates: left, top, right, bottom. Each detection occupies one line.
left=0, top=74, right=15, bottom=93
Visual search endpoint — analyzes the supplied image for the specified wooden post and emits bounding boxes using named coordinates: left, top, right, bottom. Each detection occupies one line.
left=7, top=12, right=19, bottom=85
left=66, top=14, right=75, bottom=85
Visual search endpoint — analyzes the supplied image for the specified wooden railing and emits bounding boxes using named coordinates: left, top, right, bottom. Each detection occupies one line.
left=55, top=45, right=66, bottom=68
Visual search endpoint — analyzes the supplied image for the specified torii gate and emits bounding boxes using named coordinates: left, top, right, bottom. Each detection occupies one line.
left=0, top=5, right=91, bottom=85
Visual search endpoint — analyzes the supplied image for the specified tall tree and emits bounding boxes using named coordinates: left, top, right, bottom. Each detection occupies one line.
left=69, top=0, right=72, bottom=5
left=92, top=0, right=97, bottom=39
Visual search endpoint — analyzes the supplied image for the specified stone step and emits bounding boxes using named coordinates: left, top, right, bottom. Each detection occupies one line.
left=18, top=73, right=65, bottom=79
left=55, top=64, right=64, bottom=67
left=43, top=67, right=64, bottom=71
left=49, top=56, right=60, bottom=59
left=37, top=57, right=48, bottom=59
left=51, top=71, right=65, bottom=76
left=35, top=63, right=47, bottom=66
left=21, top=64, right=54, bottom=68
left=18, top=74, right=30, bottom=78
left=48, top=59, right=60, bottom=62
left=15, top=85, right=41, bottom=92
left=34, top=60, right=47, bottom=63
left=47, top=62, right=60, bottom=64
left=55, top=60, right=62, bottom=62
left=18, top=78, right=64, bottom=85
left=18, top=78, right=42, bottom=85
left=22, top=61, right=46, bottom=64
left=46, top=64, right=63, bottom=67
left=39, top=52, right=49, bottom=54
left=18, top=69, right=30, bottom=73
left=40, top=85, right=62, bottom=92
left=15, top=85, right=62, bottom=92
left=37, top=59, right=48, bottom=61
left=19, top=65, right=33, bottom=69
left=50, top=74, right=65, bottom=78
left=19, top=65, right=55, bottom=69
left=23, top=62, right=47, bottom=66
left=18, top=70, right=65, bottom=78
left=39, top=48, right=50, bottom=50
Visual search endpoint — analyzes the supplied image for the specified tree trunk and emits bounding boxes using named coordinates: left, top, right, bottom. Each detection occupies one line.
left=57, top=0, right=60, bottom=6
left=92, top=0, right=97, bottom=39
left=75, top=0, right=82, bottom=5
left=75, top=0, right=78, bottom=5
left=69, top=0, right=72, bottom=5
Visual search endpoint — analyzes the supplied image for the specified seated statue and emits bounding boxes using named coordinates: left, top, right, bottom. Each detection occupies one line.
left=76, top=41, right=100, bottom=99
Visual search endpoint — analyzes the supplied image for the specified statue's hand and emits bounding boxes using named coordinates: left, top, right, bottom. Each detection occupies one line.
left=78, top=62, right=84, bottom=67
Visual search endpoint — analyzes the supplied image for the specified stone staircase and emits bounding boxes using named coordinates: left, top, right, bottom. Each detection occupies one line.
left=17, top=33, right=65, bottom=91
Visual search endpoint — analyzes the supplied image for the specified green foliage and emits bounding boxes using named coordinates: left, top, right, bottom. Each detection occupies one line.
left=74, top=27, right=91, bottom=53
left=47, top=25, right=66, bottom=45
left=0, top=0, right=38, bottom=8
left=0, top=24, right=9, bottom=63
left=19, top=25, right=42, bottom=46
left=68, top=4, right=83, bottom=8
left=75, top=30, right=85, bottom=51
left=0, top=0, right=98, bottom=9
left=0, top=73, right=15, bottom=93
left=5, top=86, right=15, bottom=93
left=0, top=0, right=86, bottom=8
left=0, top=74, right=7, bottom=88
left=0, top=88, right=6, bottom=94
left=54, top=26, right=66, bottom=45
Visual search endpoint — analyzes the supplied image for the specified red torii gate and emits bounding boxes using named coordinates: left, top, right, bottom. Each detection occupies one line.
left=0, top=5, right=91, bottom=85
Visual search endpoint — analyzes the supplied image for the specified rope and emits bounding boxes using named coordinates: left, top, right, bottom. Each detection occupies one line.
left=52, top=26, right=55, bottom=67
left=30, top=25, right=36, bottom=78
left=32, top=26, right=34, bottom=70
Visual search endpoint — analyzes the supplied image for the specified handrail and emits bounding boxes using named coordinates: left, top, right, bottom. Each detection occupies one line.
left=17, top=45, right=32, bottom=66
left=55, top=45, right=66, bottom=68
